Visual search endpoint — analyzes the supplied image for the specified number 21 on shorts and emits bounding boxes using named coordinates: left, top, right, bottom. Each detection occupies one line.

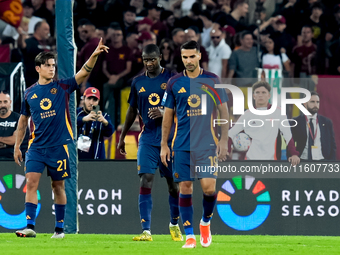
left=57, top=159, right=67, bottom=171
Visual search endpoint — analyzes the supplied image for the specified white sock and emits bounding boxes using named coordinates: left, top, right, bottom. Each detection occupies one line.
left=169, top=222, right=179, bottom=227
left=186, top=234, right=196, bottom=240
left=200, top=219, right=210, bottom=226
left=143, top=230, right=151, bottom=235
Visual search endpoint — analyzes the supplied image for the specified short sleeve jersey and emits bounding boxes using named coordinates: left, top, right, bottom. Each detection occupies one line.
left=128, top=68, right=174, bottom=146
left=162, top=69, right=228, bottom=151
left=21, top=77, right=78, bottom=148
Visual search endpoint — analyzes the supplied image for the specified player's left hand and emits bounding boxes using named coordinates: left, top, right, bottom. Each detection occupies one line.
left=288, top=155, right=300, bottom=166
left=96, top=111, right=108, bottom=126
left=148, top=108, right=163, bottom=119
left=92, top=37, right=109, bottom=57
left=216, top=140, right=229, bottom=162
left=160, top=144, right=170, bottom=167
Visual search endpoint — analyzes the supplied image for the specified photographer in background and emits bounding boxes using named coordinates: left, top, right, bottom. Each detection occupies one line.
left=77, top=87, right=114, bottom=159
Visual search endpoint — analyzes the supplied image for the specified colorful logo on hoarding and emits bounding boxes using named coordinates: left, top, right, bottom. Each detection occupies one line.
left=217, top=175, right=271, bottom=231
left=0, top=174, right=41, bottom=229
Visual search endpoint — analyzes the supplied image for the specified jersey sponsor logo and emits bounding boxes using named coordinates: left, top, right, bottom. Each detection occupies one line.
left=119, top=54, right=125, bottom=60
left=31, top=94, right=38, bottom=99
left=187, top=94, right=201, bottom=108
left=160, top=83, right=167, bottom=90
left=148, top=93, right=160, bottom=106
left=178, top=87, right=186, bottom=93
left=50, top=88, right=58, bottom=94
left=40, top=98, right=52, bottom=111
left=139, top=87, right=146, bottom=93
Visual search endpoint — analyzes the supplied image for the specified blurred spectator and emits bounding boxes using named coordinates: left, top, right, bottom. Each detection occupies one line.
left=75, top=18, right=91, bottom=50
left=137, top=31, right=154, bottom=47
left=221, top=25, right=236, bottom=48
left=102, top=26, right=132, bottom=127
left=289, top=91, right=336, bottom=160
left=19, top=21, right=52, bottom=87
left=172, top=0, right=196, bottom=17
left=172, top=28, right=185, bottom=49
left=207, top=28, right=232, bottom=78
left=200, top=10, right=214, bottom=49
left=77, top=87, right=114, bottom=159
left=173, top=27, right=209, bottom=72
left=32, top=0, right=54, bottom=36
left=159, top=38, right=175, bottom=70
left=161, top=10, right=176, bottom=38
left=74, top=0, right=108, bottom=29
left=329, top=4, right=340, bottom=41
left=45, top=0, right=55, bottom=16
left=77, top=21, right=105, bottom=98
left=138, top=17, right=153, bottom=32
left=2, top=1, right=42, bottom=42
left=0, top=91, right=29, bottom=160
left=175, top=2, right=204, bottom=32
left=276, top=0, right=300, bottom=38
left=127, top=33, right=144, bottom=78
left=228, top=30, right=260, bottom=86
left=96, top=27, right=108, bottom=44
left=121, top=6, right=138, bottom=38
left=211, top=0, right=231, bottom=17
left=127, top=33, right=139, bottom=49
left=171, top=28, right=185, bottom=71
left=255, top=15, right=295, bottom=58
left=291, top=25, right=317, bottom=78
left=213, top=0, right=249, bottom=32
left=299, top=2, right=330, bottom=43
left=261, top=34, right=290, bottom=71
left=147, top=3, right=167, bottom=43
left=130, top=0, right=147, bottom=17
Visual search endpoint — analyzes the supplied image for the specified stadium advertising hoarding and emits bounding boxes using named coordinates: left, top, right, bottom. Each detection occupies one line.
left=1, top=161, right=340, bottom=235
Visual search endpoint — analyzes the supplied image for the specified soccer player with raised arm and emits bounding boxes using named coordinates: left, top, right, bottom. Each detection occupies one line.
left=13, top=39, right=109, bottom=238
left=160, top=41, right=229, bottom=248
left=117, top=44, right=182, bottom=242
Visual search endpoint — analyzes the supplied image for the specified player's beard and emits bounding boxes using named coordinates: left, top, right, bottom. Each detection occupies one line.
left=185, top=63, right=197, bottom=72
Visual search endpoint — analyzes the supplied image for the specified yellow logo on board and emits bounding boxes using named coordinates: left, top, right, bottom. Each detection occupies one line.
left=148, top=93, right=160, bottom=106
left=40, top=98, right=52, bottom=110
left=187, top=94, right=200, bottom=108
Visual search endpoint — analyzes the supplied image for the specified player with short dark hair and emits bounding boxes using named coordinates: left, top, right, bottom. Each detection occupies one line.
left=117, top=44, right=182, bottom=242
left=161, top=40, right=229, bottom=248
left=14, top=39, right=109, bottom=238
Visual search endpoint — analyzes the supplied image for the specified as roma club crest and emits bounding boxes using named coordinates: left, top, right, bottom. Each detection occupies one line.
left=50, top=88, right=58, bottom=94
left=161, top=83, right=167, bottom=90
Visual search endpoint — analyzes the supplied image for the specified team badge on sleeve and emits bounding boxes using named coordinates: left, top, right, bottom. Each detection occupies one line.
left=50, top=88, right=58, bottom=94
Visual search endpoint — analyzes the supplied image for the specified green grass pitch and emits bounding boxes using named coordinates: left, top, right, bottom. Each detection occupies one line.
left=1, top=234, right=340, bottom=254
